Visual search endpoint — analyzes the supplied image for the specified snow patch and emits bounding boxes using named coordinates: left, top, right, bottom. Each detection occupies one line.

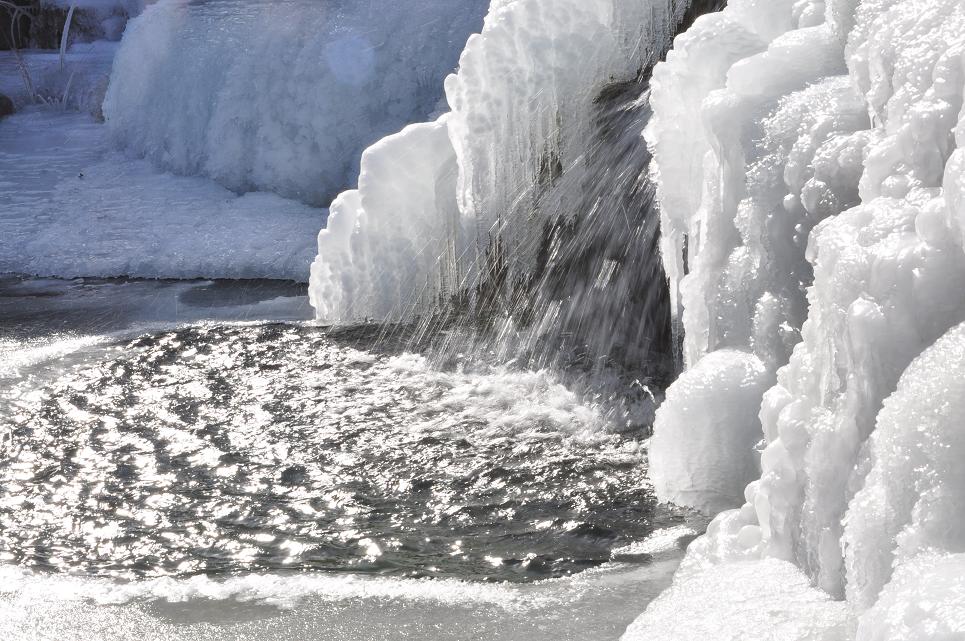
left=0, top=109, right=323, bottom=281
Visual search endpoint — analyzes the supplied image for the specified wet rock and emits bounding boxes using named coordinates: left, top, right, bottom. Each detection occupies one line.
left=0, top=93, right=14, bottom=118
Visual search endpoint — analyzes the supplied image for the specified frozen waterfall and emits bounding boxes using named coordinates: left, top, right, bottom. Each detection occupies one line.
left=0, top=0, right=489, bottom=281
left=306, top=0, right=965, bottom=638
left=309, top=0, right=727, bottom=375
left=638, top=0, right=965, bottom=639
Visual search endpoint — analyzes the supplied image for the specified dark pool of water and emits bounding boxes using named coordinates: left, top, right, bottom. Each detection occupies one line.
left=0, top=321, right=680, bottom=584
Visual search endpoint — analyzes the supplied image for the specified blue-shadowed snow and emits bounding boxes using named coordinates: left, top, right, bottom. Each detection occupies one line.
left=2, top=0, right=488, bottom=282
left=103, top=0, right=489, bottom=207
left=0, top=106, right=324, bottom=280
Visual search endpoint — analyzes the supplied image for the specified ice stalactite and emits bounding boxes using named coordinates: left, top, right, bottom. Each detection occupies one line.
left=640, top=0, right=965, bottom=638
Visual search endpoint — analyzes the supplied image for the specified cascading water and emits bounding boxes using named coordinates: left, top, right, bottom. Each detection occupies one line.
left=310, top=0, right=727, bottom=383
left=485, top=0, right=728, bottom=376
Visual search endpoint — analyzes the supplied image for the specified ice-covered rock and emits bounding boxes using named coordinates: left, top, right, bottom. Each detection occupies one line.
left=104, top=0, right=488, bottom=207
left=309, top=117, right=461, bottom=319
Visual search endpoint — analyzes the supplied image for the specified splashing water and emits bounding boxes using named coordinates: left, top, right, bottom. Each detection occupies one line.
left=0, top=322, right=688, bottom=584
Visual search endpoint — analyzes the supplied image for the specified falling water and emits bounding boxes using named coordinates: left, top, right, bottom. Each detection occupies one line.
left=412, top=1, right=730, bottom=384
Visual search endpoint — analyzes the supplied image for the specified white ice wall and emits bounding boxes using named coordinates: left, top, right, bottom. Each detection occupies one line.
left=103, top=0, right=487, bottom=207
left=640, top=0, right=965, bottom=638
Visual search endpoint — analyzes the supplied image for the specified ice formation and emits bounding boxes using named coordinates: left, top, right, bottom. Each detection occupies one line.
left=5, top=0, right=480, bottom=281
left=104, top=0, right=488, bottom=206
left=307, top=0, right=737, bottom=380
left=5, top=0, right=965, bottom=635
left=638, top=0, right=965, bottom=638
left=649, top=349, right=772, bottom=514
left=309, top=0, right=694, bottom=319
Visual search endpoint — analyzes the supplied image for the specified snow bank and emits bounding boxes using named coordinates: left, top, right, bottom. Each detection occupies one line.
left=0, top=43, right=118, bottom=115
left=309, top=0, right=692, bottom=322
left=622, top=559, right=851, bottom=641
left=637, top=0, right=965, bottom=638
left=649, top=350, right=772, bottom=514
left=0, top=109, right=322, bottom=281
left=104, top=0, right=487, bottom=207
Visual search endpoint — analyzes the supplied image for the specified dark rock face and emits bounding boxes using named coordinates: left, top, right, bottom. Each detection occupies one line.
left=0, top=1, right=65, bottom=51
left=0, top=94, right=15, bottom=118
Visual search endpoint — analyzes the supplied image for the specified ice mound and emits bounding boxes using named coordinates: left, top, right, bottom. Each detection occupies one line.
left=844, top=322, right=965, bottom=611
left=309, top=0, right=693, bottom=321
left=103, top=0, right=488, bottom=207
left=649, top=350, right=772, bottom=514
left=309, top=118, right=461, bottom=319
left=637, top=0, right=965, bottom=637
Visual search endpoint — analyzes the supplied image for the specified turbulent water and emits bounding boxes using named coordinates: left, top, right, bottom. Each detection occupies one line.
left=0, top=322, right=684, bottom=584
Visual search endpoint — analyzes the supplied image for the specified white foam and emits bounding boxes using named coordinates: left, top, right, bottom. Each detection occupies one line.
left=0, top=565, right=540, bottom=612
left=610, top=526, right=699, bottom=559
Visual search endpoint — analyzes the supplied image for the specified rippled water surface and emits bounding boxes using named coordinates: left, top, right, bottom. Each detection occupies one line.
left=0, top=322, right=675, bottom=584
